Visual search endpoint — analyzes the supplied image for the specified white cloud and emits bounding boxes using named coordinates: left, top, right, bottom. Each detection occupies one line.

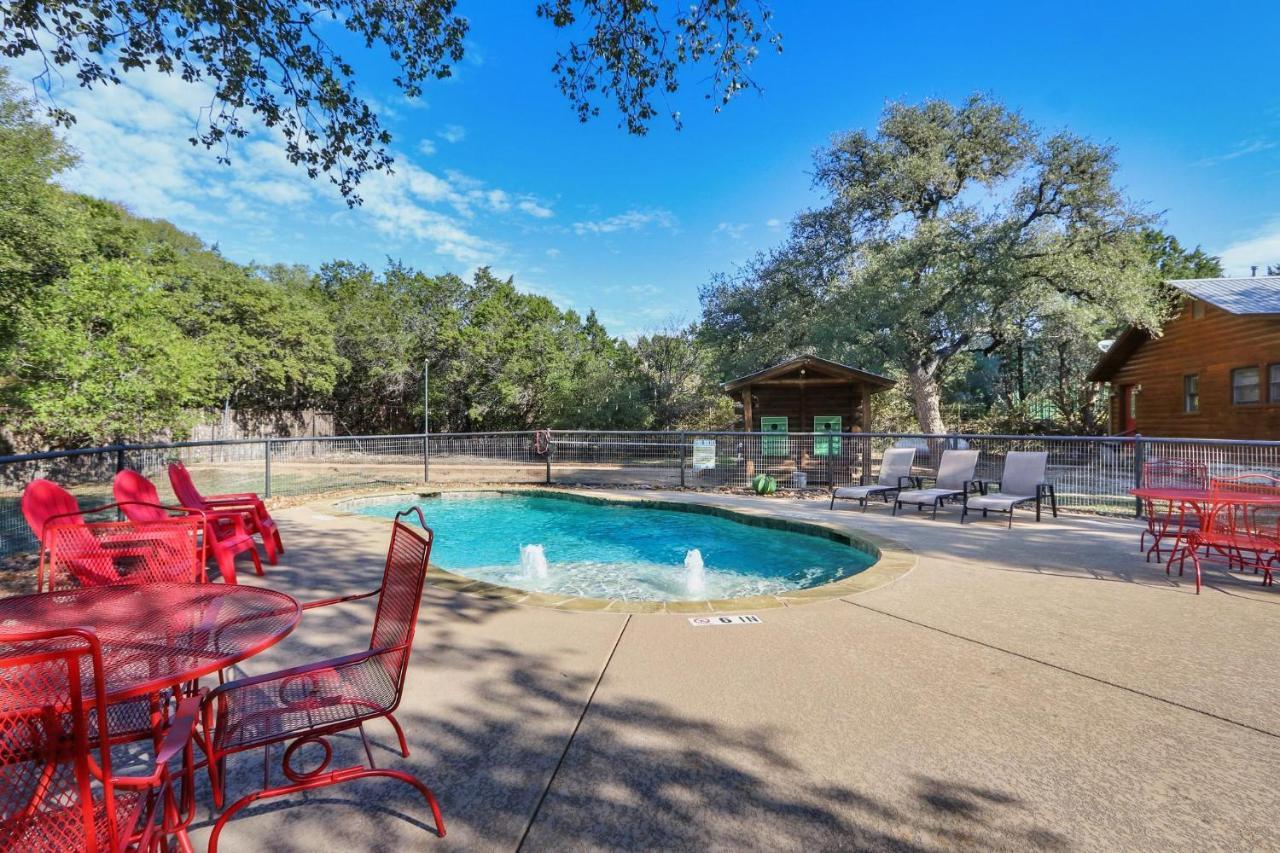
left=439, top=124, right=466, bottom=143
left=14, top=62, right=547, bottom=267
left=545, top=248, right=561, bottom=258
left=417, top=139, right=437, bottom=156
left=518, top=198, right=554, bottom=218
left=714, top=221, right=750, bottom=240
left=573, top=208, right=676, bottom=235
left=1197, top=139, right=1278, bottom=167
left=766, top=217, right=784, bottom=229
left=1217, top=221, right=1280, bottom=276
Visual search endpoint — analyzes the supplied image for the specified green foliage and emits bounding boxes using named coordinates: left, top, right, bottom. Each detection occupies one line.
left=632, top=325, right=736, bottom=429
left=750, top=473, right=777, bottom=495
left=2, top=1, right=777, bottom=201
left=8, top=260, right=213, bottom=443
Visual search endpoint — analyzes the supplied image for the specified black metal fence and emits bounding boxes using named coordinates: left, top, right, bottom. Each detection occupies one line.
left=3, top=430, right=1280, bottom=556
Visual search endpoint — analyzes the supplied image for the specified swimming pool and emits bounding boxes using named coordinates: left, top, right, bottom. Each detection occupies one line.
left=348, top=491, right=876, bottom=602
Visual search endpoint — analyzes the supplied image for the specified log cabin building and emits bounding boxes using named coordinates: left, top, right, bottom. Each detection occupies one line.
left=1088, top=276, right=1280, bottom=439
left=722, top=356, right=895, bottom=482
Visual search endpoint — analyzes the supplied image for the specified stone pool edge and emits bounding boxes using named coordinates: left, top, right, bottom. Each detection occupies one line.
left=318, top=486, right=917, bottom=614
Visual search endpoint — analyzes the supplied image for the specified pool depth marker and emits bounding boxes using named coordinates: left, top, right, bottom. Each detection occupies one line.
left=688, top=615, right=762, bottom=626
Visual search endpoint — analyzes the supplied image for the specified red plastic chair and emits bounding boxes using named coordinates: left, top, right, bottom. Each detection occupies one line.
left=1139, top=459, right=1208, bottom=562
left=113, top=469, right=263, bottom=585
left=168, top=462, right=284, bottom=565
left=201, top=508, right=444, bottom=850
left=22, top=479, right=206, bottom=592
left=20, top=478, right=86, bottom=543
left=0, top=627, right=201, bottom=852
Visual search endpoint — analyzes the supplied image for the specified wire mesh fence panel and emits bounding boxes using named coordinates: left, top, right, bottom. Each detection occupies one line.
left=427, top=432, right=544, bottom=483
left=5, top=430, right=1280, bottom=558
left=268, top=435, right=425, bottom=496
left=549, top=431, right=683, bottom=487
left=0, top=450, right=122, bottom=556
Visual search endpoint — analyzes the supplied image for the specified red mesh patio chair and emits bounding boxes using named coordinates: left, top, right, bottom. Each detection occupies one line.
left=41, top=516, right=205, bottom=592
left=0, top=627, right=201, bottom=852
left=1167, top=474, right=1280, bottom=594
left=113, top=469, right=262, bottom=585
left=168, top=462, right=284, bottom=565
left=23, top=479, right=206, bottom=593
left=200, top=508, right=444, bottom=851
left=1139, top=459, right=1208, bottom=562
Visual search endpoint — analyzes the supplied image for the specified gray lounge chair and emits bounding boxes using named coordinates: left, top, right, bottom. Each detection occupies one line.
left=962, top=451, right=1057, bottom=527
left=893, top=450, right=980, bottom=519
left=829, top=447, right=919, bottom=511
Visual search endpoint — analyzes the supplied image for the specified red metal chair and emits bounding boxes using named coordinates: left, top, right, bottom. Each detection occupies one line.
left=22, top=479, right=206, bottom=592
left=0, top=627, right=201, bottom=852
left=168, top=462, right=284, bottom=565
left=1139, top=459, right=1208, bottom=562
left=1167, top=474, right=1280, bottom=593
left=200, top=508, right=444, bottom=850
left=113, top=469, right=263, bottom=585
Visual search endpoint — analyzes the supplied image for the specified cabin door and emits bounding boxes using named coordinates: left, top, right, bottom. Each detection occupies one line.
left=1119, top=385, right=1138, bottom=433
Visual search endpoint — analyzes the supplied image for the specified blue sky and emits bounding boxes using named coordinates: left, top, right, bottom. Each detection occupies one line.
left=12, top=1, right=1280, bottom=336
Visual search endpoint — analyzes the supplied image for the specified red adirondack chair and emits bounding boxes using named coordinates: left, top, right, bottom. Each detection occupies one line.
left=201, top=508, right=444, bottom=850
left=22, top=479, right=205, bottom=592
left=168, top=462, right=284, bottom=565
left=0, top=627, right=201, bottom=852
left=113, top=469, right=264, bottom=585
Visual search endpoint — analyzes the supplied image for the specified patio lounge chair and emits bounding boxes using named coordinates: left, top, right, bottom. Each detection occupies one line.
left=829, top=447, right=919, bottom=511
left=961, top=451, right=1057, bottom=527
left=893, top=450, right=980, bottom=520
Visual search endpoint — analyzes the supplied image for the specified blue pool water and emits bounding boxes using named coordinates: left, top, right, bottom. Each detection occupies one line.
left=351, top=492, right=874, bottom=601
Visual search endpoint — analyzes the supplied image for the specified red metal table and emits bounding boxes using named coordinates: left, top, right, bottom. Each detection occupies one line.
left=1130, top=487, right=1280, bottom=591
left=0, top=583, right=300, bottom=702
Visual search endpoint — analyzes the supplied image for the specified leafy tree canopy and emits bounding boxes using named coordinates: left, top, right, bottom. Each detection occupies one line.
left=702, top=95, right=1174, bottom=433
left=1, top=0, right=779, bottom=202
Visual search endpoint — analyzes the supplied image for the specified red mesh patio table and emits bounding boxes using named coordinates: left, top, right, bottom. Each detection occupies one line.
left=0, top=583, right=300, bottom=703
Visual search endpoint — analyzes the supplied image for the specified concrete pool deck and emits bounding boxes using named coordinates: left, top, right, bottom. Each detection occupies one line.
left=191, top=489, right=1280, bottom=851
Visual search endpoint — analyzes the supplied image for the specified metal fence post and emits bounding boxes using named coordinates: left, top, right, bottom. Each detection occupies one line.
left=1133, top=434, right=1145, bottom=518
left=423, top=433, right=430, bottom=483
left=114, top=446, right=125, bottom=474
left=264, top=438, right=273, bottom=498
left=545, top=431, right=552, bottom=485
left=679, top=433, right=688, bottom=488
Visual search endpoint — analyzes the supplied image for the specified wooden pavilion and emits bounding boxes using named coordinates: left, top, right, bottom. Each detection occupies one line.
left=721, top=356, right=896, bottom=482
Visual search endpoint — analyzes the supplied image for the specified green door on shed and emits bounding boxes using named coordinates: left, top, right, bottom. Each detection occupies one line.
left=760, top=416, right=789, bottom=456
left=813, top=415, right=841, bottom=455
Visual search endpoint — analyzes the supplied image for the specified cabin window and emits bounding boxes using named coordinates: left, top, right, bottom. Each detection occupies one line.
left=1270, top=364, right=1280, bottom=403
left=1232, top=367, right=1260, bottom=405
left=1183, top=375, right=1199, bottom=413
left=1191, top=299, right=1205, bottom=319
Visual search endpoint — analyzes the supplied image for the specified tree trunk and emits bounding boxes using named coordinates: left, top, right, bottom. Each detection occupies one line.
left=906, top=364, right=948, bottom=434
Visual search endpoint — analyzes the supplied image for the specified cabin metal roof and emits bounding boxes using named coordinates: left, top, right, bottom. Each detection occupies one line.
left=1169, top=276, right=1280, bottom=315
left=722, top=355, right=895, bottom=393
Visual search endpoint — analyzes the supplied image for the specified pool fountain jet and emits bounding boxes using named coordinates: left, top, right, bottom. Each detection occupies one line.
left=520, top=544, right=549, bottom=579
left=684, top=549, right=706, bottom=595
